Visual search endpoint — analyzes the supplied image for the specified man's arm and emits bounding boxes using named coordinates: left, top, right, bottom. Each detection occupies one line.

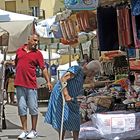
left=42, top=68, right=53, bottom=91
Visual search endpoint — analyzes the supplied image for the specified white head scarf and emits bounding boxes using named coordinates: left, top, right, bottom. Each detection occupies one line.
left=85, top=60, right=103, bottom=74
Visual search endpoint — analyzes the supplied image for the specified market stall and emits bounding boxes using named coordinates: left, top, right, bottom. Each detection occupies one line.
left=36, top=0, right=140, bottom=138
left=35, top=9, right=98, bottom=102
left=0, top=10, right=38, bottom=131
left=60, top=0, right=140, bottom=139
left=0, top=9, right=37, bottom=53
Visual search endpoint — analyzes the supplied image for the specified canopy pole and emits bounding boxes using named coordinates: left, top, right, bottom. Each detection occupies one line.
left=0, top=46, right=7, bottom=131
left=126, top=47, right=130, bottom=74
left=48, top=44, right=51, bottom=82
left=68, top=46, right=71, bottom=67
left=79, top=43, right=84, bottom=60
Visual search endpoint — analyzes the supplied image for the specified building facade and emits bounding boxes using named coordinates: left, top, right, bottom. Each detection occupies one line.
left=1, top=0, right=64, bottom=19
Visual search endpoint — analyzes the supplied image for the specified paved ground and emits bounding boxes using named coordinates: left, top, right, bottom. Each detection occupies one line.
left=0, top=102, right=73, bottom=140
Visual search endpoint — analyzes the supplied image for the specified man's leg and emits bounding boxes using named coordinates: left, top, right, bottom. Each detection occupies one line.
left=31, top=115, right=38, bottom=130
left=26, top=89, right=38, bottom=138
left=27, top=89, right=38, bottom=131
left=20, top=115, right=27, bottom=131
left=16, top=86, right=28, bottom=139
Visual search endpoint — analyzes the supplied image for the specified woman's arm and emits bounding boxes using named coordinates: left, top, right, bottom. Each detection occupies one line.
left=60, top=72, right=75, bottom=102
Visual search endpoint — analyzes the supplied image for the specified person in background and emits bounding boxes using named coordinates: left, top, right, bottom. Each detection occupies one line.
left=14, top=34, right=53, bottom=139
left=80, top=53, right=90, bottom=67
left=5, top=72, right=16, bottom=104
left=83, top=54, right=89, bottom=63
left=45, top=60, right=102, bottom=140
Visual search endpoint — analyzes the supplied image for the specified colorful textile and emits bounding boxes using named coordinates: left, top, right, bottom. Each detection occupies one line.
left=113, top=78, right=130, bottom=91
left=130, top=60, right=140, bottom=71
left=45, top=65, right=84, bottom=131
left=131, top=16, right=140, bottom=48
left=117, top=7, right=132, bottom=46
left=50, top=64, right=58, bottom=76
left=131, top=0, right=140, bottom=16
left=64, top=0, right=99, bottom=10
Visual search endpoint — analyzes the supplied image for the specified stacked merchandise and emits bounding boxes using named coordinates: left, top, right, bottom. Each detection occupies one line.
left=100, top=51, right=127, bottom=78
left=113, top=55, right=129, bottom=80
left=79, top=111, right=140, bottom=140
left=78, top=79, right=140, bottom=139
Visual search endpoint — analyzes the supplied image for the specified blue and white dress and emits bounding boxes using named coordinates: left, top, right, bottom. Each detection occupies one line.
left=45, top=65, right=84, bottom=131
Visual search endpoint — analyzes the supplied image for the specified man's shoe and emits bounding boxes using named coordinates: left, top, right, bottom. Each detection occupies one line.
left=18, top=131, right=28, bottom=139
left=26, top=130, right=38, bottom=139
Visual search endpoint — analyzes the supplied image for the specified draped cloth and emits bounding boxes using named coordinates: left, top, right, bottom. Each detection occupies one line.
left=131, top=0, right=140, bottom=16
left=116, top=7, right=132, bottom=47
left=97, top=7, right=119, bottom=51
left=131, top=15, right=140, bottom=48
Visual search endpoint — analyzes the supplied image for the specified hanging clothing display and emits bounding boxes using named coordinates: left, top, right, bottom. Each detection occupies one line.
left=97, top=6, right=119, bottom=51
left=128, top=48, right=136, bottom=58
left=116, top=7, right=132, bottom=46
left=76, top=11, right=97, bottom=32
left=64, top=0, right=99, bottom=10
left=50, top=64, right=58, bottom=76
left=131, top=0, right=140, bottom=16
left=131, top=15, right=140, bottom=48
left=51, top=22, right=63, bottom=39
left=60, top=14, right=79, bottom=45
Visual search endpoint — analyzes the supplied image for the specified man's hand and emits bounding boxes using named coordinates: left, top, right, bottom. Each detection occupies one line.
left=47, top=82, right=53, bottom=91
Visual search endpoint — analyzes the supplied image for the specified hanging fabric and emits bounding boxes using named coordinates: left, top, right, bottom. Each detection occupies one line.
left=60, top=14, right=79, bottom=46
left=97, top=6, right=119, bottom=51
left=76, top=11, right=97, bottom=32
left=130, top=0, right=140, bottom=16
left=131, top=15, right=140, bottom=48
left=64, top=0, right=99, bottom=10
left=116, top=7, right=132, bottom=46
left=51, top=22, right=63, bottom=39
left=99, top=0, right=128, bottom=7
left=50, top=63, right=58, bottom=76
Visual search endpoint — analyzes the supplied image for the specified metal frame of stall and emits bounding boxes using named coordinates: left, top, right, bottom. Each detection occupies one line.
left=0, top=28, right=9, bottom=131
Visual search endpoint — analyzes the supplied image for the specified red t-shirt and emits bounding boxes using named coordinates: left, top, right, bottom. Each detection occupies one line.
left=14, top=45, right=45, bottom=89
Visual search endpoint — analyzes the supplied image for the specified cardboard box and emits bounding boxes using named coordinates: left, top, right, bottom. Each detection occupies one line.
left=91, top=111, right=140, bottom=135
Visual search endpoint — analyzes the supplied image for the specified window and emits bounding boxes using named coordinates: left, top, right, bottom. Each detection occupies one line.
left=30, top=6, right=39, bottom=17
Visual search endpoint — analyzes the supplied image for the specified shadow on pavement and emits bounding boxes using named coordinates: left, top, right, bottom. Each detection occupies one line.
left=39, top=112, right=73, bottom=139
left=5, top=119, right=21, bottom=129
left=40, top=111, right=45, bottom=117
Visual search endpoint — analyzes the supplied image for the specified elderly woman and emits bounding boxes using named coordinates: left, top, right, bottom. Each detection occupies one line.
left=45, top=60, right=102, bottom=140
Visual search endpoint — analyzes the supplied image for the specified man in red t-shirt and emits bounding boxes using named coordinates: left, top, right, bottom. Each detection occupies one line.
left=14, top=34, right=53, bottom=139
